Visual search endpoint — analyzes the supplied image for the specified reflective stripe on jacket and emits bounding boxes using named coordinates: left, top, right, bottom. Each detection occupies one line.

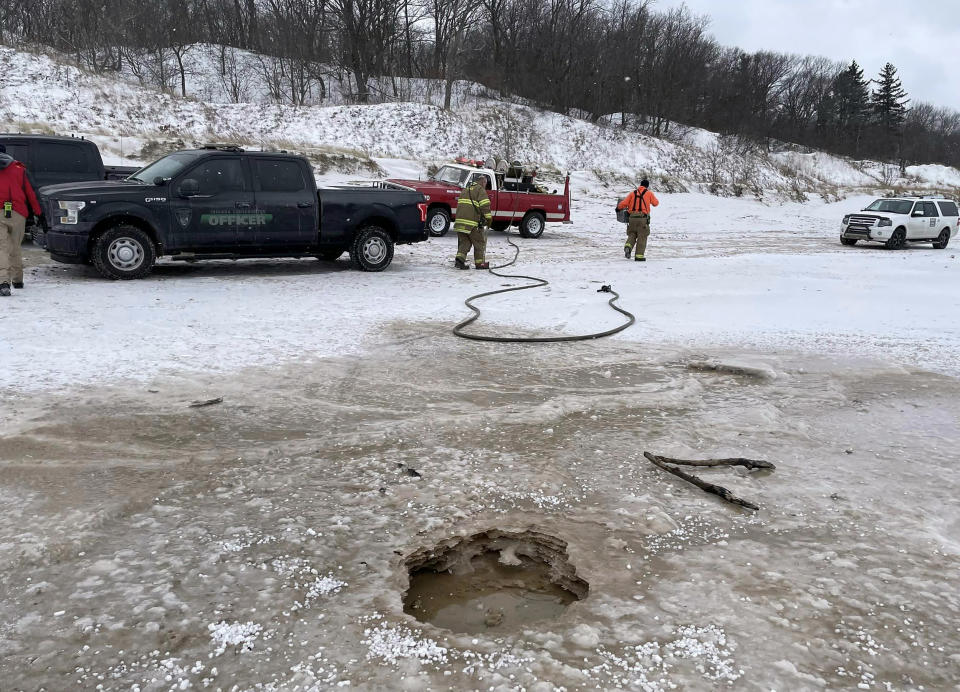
left=616, top=186, right=659, bottom=215
left=454, top=182, right=492, bottom=232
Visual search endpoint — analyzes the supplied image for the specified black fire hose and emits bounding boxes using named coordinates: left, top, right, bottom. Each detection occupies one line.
left=452, top=236, right=635, bottom=342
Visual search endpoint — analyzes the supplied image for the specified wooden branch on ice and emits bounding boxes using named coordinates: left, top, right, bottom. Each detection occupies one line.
left=647, top=454, right=775, bottom=470
left=189, top=397, right=223, bottom=408
left=643, top=451, right=771, bottom=511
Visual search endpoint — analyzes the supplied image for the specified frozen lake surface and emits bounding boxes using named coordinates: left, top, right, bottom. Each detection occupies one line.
left=2, top=187, right=959, bottom=690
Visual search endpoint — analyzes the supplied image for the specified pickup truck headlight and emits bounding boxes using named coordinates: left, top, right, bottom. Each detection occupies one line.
left=842, top=215, right=850, bottom=224
left=877, top=218, right=892, bottom=227
left=57, top=200, right=86, bottom=224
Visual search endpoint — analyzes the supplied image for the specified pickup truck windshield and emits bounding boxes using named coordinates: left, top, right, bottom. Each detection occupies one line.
left=433, top=165, right=471, bottom=187
left=129, top=152, right=197, bottom=183
left=864, top=199, right=913, bottom=214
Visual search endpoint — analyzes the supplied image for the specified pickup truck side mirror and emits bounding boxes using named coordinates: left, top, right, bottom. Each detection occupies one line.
left=153, top=176, right=168, bottom=186
left=911, top=209, right=923, bottom=217
left=179, top=179, right=200, bottom=197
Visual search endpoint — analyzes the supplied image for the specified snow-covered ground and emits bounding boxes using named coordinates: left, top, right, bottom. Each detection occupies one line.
left=3, top=180, right=958, bottom=393
left=2, top=170, right=960, bottom=690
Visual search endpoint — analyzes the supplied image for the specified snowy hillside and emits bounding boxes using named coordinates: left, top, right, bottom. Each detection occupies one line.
left=3, top=45, right=959, bottom=197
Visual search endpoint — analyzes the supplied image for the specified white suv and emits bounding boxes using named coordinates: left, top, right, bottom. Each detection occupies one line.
left=841, top=196, right=959, bottom=249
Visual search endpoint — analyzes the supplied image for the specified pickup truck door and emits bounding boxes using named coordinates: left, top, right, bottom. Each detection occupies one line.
left=250, top=157, right=316, bottom=247
left=170, top=156, right=254, bottom=250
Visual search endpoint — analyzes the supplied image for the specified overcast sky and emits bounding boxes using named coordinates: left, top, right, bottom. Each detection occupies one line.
left=653, top=0, right=960, bottom=112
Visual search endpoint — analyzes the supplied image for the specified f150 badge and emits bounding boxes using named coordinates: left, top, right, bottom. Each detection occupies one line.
left=144, top=197, right=167, bottom=203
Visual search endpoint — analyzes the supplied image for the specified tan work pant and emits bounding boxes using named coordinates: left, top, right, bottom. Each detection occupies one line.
left=625, top=213, right=650, bottom=257
left=456, top=227, right=487, bottom=265
left=0, top=210, right=26, bottom=284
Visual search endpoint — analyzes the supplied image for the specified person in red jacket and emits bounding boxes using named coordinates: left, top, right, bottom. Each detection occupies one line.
left=616, top=178, right=659, bottom=262
left=0, top=147, right=42, bottom=296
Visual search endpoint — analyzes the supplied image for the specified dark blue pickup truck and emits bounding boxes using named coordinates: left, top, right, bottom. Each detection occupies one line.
left=35, top=145, right=428, bottom=279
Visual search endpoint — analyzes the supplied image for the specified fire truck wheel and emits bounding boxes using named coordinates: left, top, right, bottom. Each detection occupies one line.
left=427, top=207, right=451, bottom=237
left=491, top=221, right=510, bottom=232
left=519, top=211, right=545, bottom=239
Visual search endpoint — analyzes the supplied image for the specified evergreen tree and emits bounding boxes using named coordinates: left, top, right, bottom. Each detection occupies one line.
left=821, top=60, right=871, bottom=153
left=871, top=62, right=909, bottom=133
left=835, top=62, right=870, bottom=133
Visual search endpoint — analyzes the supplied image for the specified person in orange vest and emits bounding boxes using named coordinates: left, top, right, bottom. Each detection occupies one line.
left=616, top=178, right=659, bottom=262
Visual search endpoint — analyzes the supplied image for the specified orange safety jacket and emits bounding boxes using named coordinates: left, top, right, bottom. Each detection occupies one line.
left=617, top=186, right=659, bottom=215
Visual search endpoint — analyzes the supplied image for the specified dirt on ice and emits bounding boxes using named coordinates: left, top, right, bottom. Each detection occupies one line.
left=1, top=328, right=959, bottom=691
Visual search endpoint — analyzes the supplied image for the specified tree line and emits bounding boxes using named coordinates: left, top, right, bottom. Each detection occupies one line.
left=2, top=0, right=959, bottom=170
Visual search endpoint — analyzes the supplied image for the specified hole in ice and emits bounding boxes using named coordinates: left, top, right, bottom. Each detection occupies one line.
left=403, top=529, right=588, bottom=634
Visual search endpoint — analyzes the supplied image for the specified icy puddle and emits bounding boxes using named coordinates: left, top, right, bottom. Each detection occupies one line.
left=1, top=330, right=959, bottom=690
left=405, top=552, right=577, bottom=633
left=404, top=529, right=588, bottom=633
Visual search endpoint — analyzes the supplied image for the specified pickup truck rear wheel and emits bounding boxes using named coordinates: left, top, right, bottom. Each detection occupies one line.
left=491, top=221, right=510, bottom=232
left=350, top=225, right=394, bottom=272
left=932, top=228, right=950, bottom=249
left=518, top=211, right=545, bottom=238
left=427, top=207, right=451, bottom=237
left=884, top=227, right=906, bottom=250
left=92, top=224, right=156, bottom=280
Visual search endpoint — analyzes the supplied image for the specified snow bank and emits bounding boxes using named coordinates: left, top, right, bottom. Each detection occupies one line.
left=905, top=163, right=960, bottom=188
left=769, top=151, right=876, bottom=188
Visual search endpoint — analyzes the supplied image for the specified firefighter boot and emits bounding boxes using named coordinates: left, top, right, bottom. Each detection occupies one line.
left=635, top=255, right=646, bottom=262
left=455, top=257, right=469, bottom=270
left=0, top=283, right=10, bottom=297
left=624, top=245, right=632, bottom=259
left=475, top=261, right=490, bottom=270
left=13, top=282, right=23, bottom=289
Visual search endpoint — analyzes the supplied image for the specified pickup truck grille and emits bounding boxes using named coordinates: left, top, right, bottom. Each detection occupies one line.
left=847, top=214, right=880, bottom=228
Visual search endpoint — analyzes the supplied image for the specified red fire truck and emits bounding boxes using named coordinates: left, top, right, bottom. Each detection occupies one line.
left=387, top=158, right=571, bottom=238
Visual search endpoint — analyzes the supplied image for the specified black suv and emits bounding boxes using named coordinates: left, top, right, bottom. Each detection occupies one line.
left=1, top=135, right=138, bottom=240
left=0, top=134, right=137, bottom=189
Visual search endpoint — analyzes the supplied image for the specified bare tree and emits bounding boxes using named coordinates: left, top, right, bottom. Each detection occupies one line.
left=329, top=0, right=405, bottom=102
left=427, top=0, right=482, bottom=109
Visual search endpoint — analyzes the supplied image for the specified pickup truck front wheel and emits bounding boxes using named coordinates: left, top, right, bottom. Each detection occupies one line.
left=519, top=211, right=545, bottom=238
left=427, top=207, right=451, bottom=237
left=350, top=225, right=394, bottom=272
left=92, top=224, right=156, bottom=280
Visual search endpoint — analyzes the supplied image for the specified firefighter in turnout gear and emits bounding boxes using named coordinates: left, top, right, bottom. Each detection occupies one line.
left=454, top=177, right=493, bottom=269
left=616, top=178, right=659, bottom=261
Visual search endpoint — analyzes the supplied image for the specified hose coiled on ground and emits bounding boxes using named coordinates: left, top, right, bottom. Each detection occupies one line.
left=452, top=237, right=635, bottom=342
